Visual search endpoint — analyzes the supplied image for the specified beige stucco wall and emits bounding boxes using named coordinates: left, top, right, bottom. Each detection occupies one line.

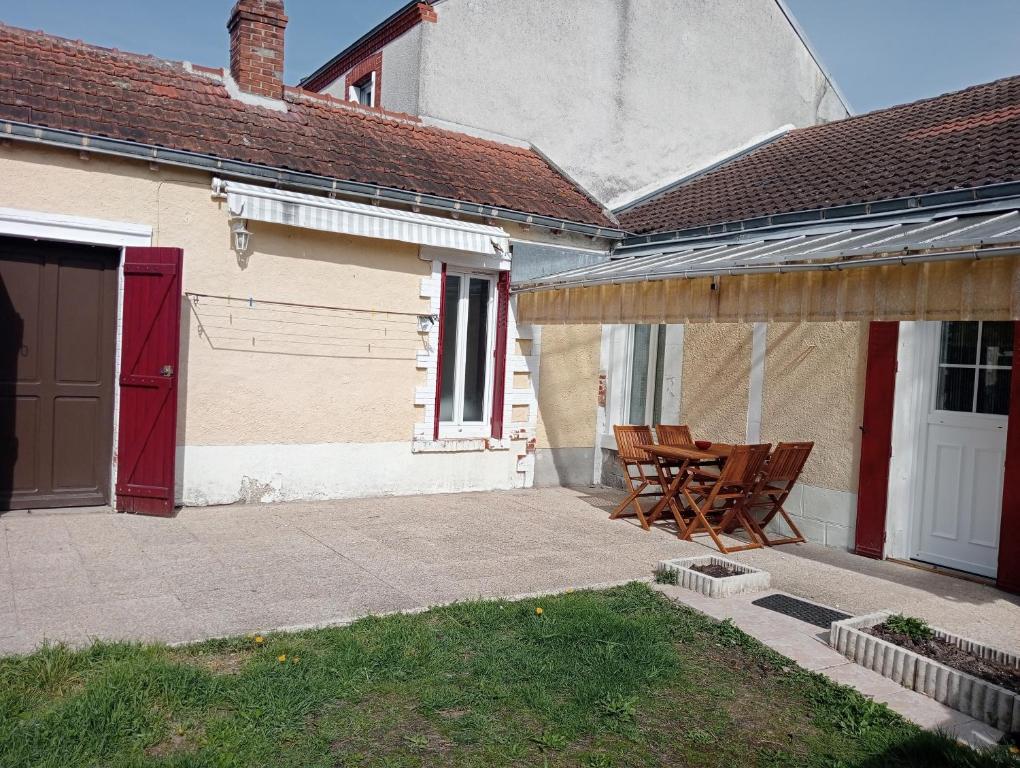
left=762, top=322, right=867, bottom=492
left=680, top=323, right=753, bottom=444
left=535, top=325, right=600, bottom=449
left=0, top=145, right=430, bottom=447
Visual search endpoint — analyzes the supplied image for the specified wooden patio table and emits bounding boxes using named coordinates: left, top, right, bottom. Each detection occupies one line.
left=639, top=443, right=733, bottom=535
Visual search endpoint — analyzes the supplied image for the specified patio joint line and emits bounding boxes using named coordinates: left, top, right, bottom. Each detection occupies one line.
left=285, top=517, right=418, bottom=602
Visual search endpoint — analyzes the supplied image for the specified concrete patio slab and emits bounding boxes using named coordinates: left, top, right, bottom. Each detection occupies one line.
left=1, top=487, right=1017, bottom=669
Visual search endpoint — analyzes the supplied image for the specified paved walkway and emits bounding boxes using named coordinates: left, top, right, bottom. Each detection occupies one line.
left=653, top=584, right=1005, bottom=749
left=1, top=487, right=1018, bottom=659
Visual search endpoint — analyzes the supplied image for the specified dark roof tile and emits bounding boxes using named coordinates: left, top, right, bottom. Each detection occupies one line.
left=621, top=75, right=1020, bottom=234
left=0, top=24, right=614, bottom=229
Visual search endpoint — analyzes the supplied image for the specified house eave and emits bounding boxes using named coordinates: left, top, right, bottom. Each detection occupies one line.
left=0, top=119, right=625, bottom=241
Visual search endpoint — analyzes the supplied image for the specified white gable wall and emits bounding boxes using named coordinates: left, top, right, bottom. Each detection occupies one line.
left=412, top=0, right=849, bottom=208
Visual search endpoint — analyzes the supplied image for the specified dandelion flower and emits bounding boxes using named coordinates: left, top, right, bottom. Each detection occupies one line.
left=254, top=635, right=265, bottom=645
left=535, top=607, right=544, bottom=616
left=277, top=654, right=287, bottom=663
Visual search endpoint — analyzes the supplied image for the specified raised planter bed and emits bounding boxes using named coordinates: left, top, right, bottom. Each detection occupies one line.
left=656, top=555, right=770, bottom=598
left=829, top=611, right=1020, bottom=733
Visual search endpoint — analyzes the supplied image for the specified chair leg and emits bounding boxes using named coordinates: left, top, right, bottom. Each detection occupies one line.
left=610, top=463, right=653, bottom=531
left=757, top=503, right=806, bottom=546
left=705, top=504, right=761, bottom=553
left=680, top=490, right=731, bottom=552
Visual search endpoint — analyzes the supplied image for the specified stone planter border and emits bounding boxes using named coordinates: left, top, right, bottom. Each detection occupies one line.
left=829, top=611, right=1020, bottom=733
left=656, top=555, right=770, bottom=598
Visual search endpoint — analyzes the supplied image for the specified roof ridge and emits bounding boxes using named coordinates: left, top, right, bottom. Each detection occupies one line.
left=783, top=72, right=1020, bottom=139
left=1, top=21, right=546, bottom=159
left=0, top=21, right=185, bottom=69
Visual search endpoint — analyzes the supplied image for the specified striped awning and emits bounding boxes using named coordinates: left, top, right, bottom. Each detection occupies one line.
left=214, top=178, right=510, bottom=256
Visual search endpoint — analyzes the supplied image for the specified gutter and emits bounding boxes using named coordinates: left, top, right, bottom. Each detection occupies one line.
left=511, top=244, right=1020, bottom=294
left=0, top=119, right=625, bottom=241
left=621, top=181, right=1020, bottom=250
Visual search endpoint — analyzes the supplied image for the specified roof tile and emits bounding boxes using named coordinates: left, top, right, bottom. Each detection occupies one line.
left=0, top=24, right=614, bottom=229
left=621, top=75, right=1020, bottom=234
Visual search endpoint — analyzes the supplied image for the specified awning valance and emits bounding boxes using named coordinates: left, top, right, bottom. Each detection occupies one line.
left=515, top=201, right=1020, bottom=324
left=214, top=179, right=510, bottom=256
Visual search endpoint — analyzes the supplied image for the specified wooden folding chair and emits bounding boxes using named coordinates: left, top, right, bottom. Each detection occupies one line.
left=655, top=424, right=694, bottom=448
left=679, top=443, right=771, bottom=553
left=609, top=425, right=664, bottom=531
left=743, top=442, right=814, bottom=546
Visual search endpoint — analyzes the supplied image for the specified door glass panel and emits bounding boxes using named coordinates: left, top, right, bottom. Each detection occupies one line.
left=977, top=368, right=1011, bottom=415
left=936, top=366, right=975, bottom=413
left=628, top=325, right=651, bottom=424
left=439, top=275, right=461, bottom=422
left=462, top=278, right=490, bottom=422
left=651, top=324, right=666, bottom=426
left=939, top=322, right=979, bottom=365
left=979, top=322, right=1014, bottom=367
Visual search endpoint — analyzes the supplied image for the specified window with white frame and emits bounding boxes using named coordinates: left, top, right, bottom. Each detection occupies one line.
left=935, top=321, right=1014, bottom=416
left=438, top=270, right=496, bottom=436
left=603, top=323, right=684, bottom=443
left=349, top=73, right=376, bottom=107
left=626, top=324, right=667, bottom=425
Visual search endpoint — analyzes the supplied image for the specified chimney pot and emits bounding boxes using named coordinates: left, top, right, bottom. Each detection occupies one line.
left=228, top=0, right=287, bottom=99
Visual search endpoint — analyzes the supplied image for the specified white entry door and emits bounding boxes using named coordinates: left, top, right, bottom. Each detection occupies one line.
left=913, top=321, right=1013, bottom=578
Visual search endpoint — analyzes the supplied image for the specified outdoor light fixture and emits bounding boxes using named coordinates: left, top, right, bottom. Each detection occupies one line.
left=230, top=217, right=252, bottom=254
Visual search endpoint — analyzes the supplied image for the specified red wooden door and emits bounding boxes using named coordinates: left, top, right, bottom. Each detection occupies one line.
left=115, top=247, right=183, bottom=516
left=854, top=321, right=900, bottom=559
left=996, top=321, right=1020, bottom=594
left=490, top=270, right=510, bottom=440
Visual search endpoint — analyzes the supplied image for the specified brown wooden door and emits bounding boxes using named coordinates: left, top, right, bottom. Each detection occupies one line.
left=0, top=236, right=118, bottom=511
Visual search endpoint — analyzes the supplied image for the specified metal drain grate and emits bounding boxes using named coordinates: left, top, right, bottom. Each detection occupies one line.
left=751, top=594, right=851, bottom=629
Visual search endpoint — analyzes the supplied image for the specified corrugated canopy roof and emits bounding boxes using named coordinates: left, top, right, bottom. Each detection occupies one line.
left=514, top=200, right=1020, bottom=293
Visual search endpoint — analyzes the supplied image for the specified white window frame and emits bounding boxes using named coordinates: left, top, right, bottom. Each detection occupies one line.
left=348, top=71, right=376, bottom=108
left=438, top=268, right=497, bottom=440
left=600, top=323, right=684, bottom=449
left=624, top=323, right=666, bottom=425
left=932, top=320, right=1013, bottom=418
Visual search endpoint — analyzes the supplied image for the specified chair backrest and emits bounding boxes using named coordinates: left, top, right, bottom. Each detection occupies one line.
left=764, top=442, right=814, bottom=484
left=718, top=443, right=772, bottom=487
left=614, top=425, right=655, bottom=462
left=655, top=424, right=694, bottom=448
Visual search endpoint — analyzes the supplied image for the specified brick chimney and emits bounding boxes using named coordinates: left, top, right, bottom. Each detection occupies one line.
left=228, top=0, right=288, bottom=99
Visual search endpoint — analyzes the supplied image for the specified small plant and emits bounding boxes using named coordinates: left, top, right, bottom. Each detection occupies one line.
left=531, top=730, right=568, bottom=751
left=883, top=614, right=935, bottom=643
left=599, top=693, right=638, bottom=722
left=714, top=618, right=746, bottom=648
left=403, top=734, right=429, bottom=749
left=654, top=565, right=679, bottom=585
left=683, top=725, right=714, bottom=745
left=584, top=754, right=614, bottom=768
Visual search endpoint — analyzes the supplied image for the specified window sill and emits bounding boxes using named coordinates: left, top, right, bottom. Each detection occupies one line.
left=412, top=438, right=512, bottom=454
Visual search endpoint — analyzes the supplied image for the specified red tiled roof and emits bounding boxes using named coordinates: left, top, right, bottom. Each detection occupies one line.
left=620, top=75, right=1020, bottom=234
left=0, top=24, right=615, bottom=228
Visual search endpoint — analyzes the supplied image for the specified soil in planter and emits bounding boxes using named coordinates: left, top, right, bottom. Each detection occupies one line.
left=690, top=563, right=741, bottom=579
left=866, top=624, right=1020, bottom=695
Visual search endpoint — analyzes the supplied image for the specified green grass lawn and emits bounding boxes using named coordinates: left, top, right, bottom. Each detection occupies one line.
left=0, top=583, right=1016, bottom=768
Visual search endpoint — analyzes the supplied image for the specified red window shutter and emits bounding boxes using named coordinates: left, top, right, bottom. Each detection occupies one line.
left=996, top=321, right=1020, bottom=594
left=491, top=271, right=511, bottom=440
left=433, top=263, right=448, bottom=441
left=115, top=247, right=183, bottom=517
left=854, top=321, right=899, bottom=559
